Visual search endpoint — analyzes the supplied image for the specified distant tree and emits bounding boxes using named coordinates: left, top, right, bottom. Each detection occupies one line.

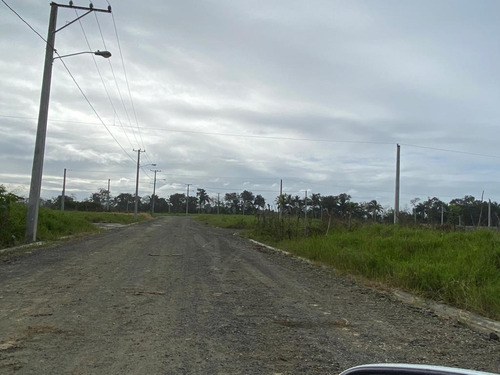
left=187, top=196, right=198, bottom=214
left=85, top=188, right=111, bottom=211
left=113, top=193, right=134, bottom=212
left=254, top=194, right=266, bottom=211
left=449, top=195, right=479, bottom=226
left=169, top=193, right=186, bottom=213
left=366, top=199, right=383, bottom=222
left=310, top=193, right=322, bottom=218
left=141, top=195, right=151, bottom=213
left=197, top=188, right=210, bottom=213
left=415, top=197, right=447, bottom=224
left=336, top=193, right=351, bottom=219
left=225, top=192, right=240, bottom=214
left=240, top=190, right=255, bottom=214
left=322, top=195, right=339, bottom=215
left=154, top=197, right=170, bottom=213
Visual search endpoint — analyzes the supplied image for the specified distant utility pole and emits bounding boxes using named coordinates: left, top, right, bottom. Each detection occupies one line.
left=279, top=179, right=283, bottom=218
left=151, top=169, right=161, bottom=215
left=303, top=189, right=308, bottom=236
left=478, top=190, right=485, bottom=227
left=488, top=199, right=492, bottom=228
left=133, top=149, right=145, bottom=221
left=25, top=2, right=111, bottom=242
left=186, top=184, right=191, bottom=215
left=394, top=144, right=401, bottom=224
left=217, top=193, right=220, bottom=215
left=61, top=168, right=67, bottom=211
left=107, top=178, right=111, bottom=211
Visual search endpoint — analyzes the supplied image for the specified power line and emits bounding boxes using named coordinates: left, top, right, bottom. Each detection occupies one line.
left=3, top=113, right=500, bottom=160
left=1, top=0, right=47, bottom=43
left=109, top=9, right=151, bottom=164
left=399, top=143, right=500, bottom=159
left=55, top=55, right=136, bottom=164
left=1, top=1, right=136, bottom=164
left=93, top=11, right=136, bottom=150
left=76, top=8, right=137, bottom=151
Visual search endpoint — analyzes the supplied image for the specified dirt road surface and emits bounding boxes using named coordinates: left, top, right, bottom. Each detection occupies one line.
left=1, top=217, right=499, bottom=374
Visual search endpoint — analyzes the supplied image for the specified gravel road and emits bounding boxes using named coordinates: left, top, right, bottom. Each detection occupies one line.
left=1, top=216, right=499, bottom=374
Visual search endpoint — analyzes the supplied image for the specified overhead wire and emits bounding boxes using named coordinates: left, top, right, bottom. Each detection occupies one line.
left=2, top=0, right=136, bottom=164
left=55, top=54, right=136, bottom=164
left=87, top=10, right=136, bottom=150
left=1, top=0, right=47, bottom=43
left=3, top=113, right=500, bottom=160
left=93, top=11, right=140, bottom=151
left=74, top=8, right=153, bottom=180
left=107, top=6, right=153, bottom=165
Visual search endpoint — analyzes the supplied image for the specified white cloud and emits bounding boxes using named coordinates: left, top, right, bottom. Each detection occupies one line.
left=2, top=0, right=500, bottom=208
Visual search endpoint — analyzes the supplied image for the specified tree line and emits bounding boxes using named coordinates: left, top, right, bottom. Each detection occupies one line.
left=38, top=187, right=500, bottom=227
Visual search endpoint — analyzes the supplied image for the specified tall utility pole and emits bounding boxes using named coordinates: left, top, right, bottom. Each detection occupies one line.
left=133, top=149, right=145, bottom=221
left=185, top=184, right=191, bottom=215
left=150, top=169, right=161, bottom=215
left=25, top=2, right=111, bottom=242
left=394, top=144, right=401, bottom=224
left=61, top=168, right=67, bottom=211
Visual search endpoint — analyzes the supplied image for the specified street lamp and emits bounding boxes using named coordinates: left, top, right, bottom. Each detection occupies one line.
left=25, top=2, right=111, bottom=243
left=150, top=169, right=161, bottom=216
left=54, top=50, right=112, bottom=60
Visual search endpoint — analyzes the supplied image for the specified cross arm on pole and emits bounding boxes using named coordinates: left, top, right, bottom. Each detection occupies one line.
left=53, top=2, right=112, bottom=34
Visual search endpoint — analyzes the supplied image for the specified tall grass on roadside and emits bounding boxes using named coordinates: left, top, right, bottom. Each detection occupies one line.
left=0, top=205, right=145, bottom=249
left=195, top=214, right=257, bottom=229
left=272, top=224, right=500, bottom=320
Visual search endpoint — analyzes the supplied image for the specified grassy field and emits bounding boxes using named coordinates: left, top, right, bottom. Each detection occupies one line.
left=196, top=213, right=256, bottom=229
left=0, top=204, right=148, bottom=249
left=197, top=214, right=500, bottom=320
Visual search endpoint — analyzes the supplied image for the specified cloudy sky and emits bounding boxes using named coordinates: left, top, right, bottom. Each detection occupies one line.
left=1, top=0, right=500, bottom=210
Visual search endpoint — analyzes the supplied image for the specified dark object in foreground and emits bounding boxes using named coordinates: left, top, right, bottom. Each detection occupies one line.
left=340, top=364, right=499, bottom=375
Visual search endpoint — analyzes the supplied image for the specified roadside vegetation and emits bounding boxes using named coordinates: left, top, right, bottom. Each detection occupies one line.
left=199, top=213, right=500, bottom=321
left=2, top=183, right=500, bottom=320
left=0, top=186, right=146, bottom=249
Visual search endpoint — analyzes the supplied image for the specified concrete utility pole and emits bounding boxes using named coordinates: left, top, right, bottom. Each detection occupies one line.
left=107, top=178, right=110, bottom=211
left=488, top=199, right=492, bottom=228
left=25, top=2, right=111, bottom=242
left=186, top=184, right=191, bottom=215
left=394, top=144, right=401, bottom=224
left=303, top=189, right=308, bottom=236
left=151, top=169, right=161, bottom=215
left=133, top=149, right=145, bottom=221
left=61, top=168, right=67, bottom=211
left=279, top=179, right=283, bottom=218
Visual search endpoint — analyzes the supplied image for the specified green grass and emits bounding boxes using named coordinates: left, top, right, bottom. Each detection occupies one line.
left=260, top=224, right=500, bottom=320
left=195, top=214, right=257, bottom=229
left=165, top=215, right=500, bottom=320
left=0, top=204, right=148, bottom=249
